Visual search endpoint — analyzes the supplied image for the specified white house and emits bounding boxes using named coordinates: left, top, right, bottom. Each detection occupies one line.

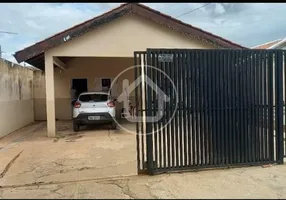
left=252, top=37, right=286, bottom=49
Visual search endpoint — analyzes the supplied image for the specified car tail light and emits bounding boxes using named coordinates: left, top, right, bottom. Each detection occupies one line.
left=74, top=101, right=81, bottom=108
left=107, top=101, right=115, bottom=107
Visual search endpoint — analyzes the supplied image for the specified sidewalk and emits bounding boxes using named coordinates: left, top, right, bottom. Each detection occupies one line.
left=1, top=164, right=286, bottom=199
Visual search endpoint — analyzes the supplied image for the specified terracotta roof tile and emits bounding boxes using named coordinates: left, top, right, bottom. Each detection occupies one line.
left=252, top=39, right=282, bottom=49
left=14, top=3, right=246, bottom=69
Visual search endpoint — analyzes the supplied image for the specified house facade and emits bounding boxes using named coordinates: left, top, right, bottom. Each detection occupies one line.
left=13, top=3, right=245, bottom=137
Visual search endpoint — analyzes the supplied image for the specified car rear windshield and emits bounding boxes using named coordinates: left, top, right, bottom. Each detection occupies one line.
left=79, top=94, right=108, bottom=102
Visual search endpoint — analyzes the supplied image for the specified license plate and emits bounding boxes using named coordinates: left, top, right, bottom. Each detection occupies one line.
left=88, top=116, right=100, bottom=120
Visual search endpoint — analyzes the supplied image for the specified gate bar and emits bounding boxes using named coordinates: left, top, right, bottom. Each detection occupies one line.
left=275, top=51, right=284, bottom=164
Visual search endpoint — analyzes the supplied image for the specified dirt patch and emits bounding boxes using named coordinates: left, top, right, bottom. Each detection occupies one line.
left=65, top=135, right=84, bottom=143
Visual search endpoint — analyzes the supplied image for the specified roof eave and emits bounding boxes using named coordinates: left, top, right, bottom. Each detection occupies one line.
left=267, top=37, right=286, bottom=49
left=13, top=3, right=246, bottom=65
left=251, top=39, right=282, bottom=49
left=132, top=3, right=245, bottom=49
left=14, top=3, right=132, bottom=63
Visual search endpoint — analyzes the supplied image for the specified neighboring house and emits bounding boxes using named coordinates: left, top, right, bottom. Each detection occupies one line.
left=252, top=38, right=286, bottom=49
left=252, top=38, right=286, bottom=109
left=13, top=3, right=246, bottom=137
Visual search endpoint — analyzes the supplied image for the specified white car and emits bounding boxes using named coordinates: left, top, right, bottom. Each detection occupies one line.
left=72, top=91, right=117, bottom=132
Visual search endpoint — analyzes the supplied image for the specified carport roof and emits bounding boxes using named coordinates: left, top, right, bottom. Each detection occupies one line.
left=13, top=3, right=247, bottom=70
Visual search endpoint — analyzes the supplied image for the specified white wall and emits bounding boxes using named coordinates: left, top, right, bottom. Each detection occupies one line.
left=47, top=13, right=214, bottom=58
left=0, top=59, right=34, bottom=138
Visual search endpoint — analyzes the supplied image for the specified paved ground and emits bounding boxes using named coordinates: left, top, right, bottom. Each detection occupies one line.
left=0, top=121, right=137, bottom=187
left=1, top=121, right=286, bottom=199
left=1, top=164, right=286, bottom=199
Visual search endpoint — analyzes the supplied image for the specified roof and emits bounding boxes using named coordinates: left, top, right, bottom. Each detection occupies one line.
left=267, top=37, right=286, bottom=49
left=0, top=57, right=39, bottom=71
left=13, top=3, right=246, bottom=70
left=252, top=38, right=283, bottom=49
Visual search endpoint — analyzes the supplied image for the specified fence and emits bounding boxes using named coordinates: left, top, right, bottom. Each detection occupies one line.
left=135, top=49, right=286, bottom=175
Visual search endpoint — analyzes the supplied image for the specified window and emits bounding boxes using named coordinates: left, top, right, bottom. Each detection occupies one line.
left=102, top=78, right=111, bottom=88
left=79, top=94, right=108, bottom=102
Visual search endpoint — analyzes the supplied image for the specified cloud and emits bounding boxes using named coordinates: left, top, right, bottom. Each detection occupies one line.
left=145, top=3, right=286, bottom=47
left=0, top=3, right=119, bottom=63
left=214, top=4, right=226, bottom=15
left=0, top=3, right=285, bottom=64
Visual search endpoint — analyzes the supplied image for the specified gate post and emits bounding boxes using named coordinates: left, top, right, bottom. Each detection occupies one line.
left=275, top=51, right=284, bottom=164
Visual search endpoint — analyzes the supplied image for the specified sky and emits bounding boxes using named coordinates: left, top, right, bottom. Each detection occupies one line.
left=0, top=3, right=285, bottom=64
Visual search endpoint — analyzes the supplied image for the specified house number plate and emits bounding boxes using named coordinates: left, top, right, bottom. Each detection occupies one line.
left=158, top=54, right=174, bottom=63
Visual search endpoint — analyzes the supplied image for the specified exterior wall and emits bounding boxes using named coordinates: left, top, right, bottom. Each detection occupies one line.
left=34, top=57, right=134, bottom=120
left=47, top=14, right=214, bottom=58
left=35, top=13, right=217, bottom=121
left=0, top=59, right=34, bottom=138
left=33, top=70, right=46, bottom=120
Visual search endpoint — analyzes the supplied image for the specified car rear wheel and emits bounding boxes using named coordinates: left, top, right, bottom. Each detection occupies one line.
left=73, top=122, right=80, bottom=132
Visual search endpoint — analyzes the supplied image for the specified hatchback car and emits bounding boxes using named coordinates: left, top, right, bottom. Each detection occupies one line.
left=72, top=91, right=117, bottom=132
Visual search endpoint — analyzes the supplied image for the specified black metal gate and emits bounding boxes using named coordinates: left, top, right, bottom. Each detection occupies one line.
left=134, top=49, right=285, bottom=175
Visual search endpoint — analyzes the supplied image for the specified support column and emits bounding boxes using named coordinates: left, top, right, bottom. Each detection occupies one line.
left=45, top=53, right=56, bottom=137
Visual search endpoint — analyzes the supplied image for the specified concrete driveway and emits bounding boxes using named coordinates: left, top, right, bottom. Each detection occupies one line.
left=1, top=121, right=286, bottom=199
left=0, top=121, right=137, bottom=187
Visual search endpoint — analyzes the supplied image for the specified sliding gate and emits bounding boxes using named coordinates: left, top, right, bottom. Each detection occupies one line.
left=134, top=49, right=285, bottom=175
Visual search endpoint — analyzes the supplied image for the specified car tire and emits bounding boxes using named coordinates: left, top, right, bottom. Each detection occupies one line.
left=111, top=122, right=117, bottom=130
left=73, top=122, right=80, bottom=132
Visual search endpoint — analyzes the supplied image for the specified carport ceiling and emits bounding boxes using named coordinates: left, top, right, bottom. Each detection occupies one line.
left=26, top=55, right=73, bottom=70
left=14, top=3, right=247, bottom=71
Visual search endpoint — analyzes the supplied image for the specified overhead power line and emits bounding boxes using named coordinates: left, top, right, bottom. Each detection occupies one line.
left=176, top=3, right=211, bottom=19
left=0, top=30, right=17, bottom=35
left=0, top=31, right=18, bottom=58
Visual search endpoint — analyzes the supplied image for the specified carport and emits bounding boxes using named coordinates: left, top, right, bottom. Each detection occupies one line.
left=13, top=3, right=244, bottom=138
